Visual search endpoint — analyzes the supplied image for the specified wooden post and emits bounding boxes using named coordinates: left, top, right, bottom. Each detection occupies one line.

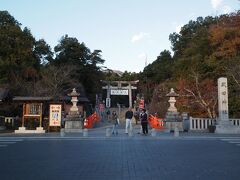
left=40, top=103, right=43, bottom=127
left=22, top=104, right=25, bottom=127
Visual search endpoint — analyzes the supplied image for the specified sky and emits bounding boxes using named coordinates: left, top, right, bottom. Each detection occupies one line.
left=1, top=0, right=240, bottom=72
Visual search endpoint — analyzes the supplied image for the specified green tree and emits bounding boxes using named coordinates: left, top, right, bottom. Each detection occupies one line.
left=138, top=50, right=173, bottom=104
left=53, top=35, right=105, bottom=102
left=0, top=11, right=37, bottom=94
left=142, top=50, right=173, bottom=83
left=34, top=39, right=53, bottom=65
left=0, top=11, right=54, bottom=96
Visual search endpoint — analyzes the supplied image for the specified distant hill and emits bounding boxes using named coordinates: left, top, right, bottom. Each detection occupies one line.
left=102, top=69, right=124, bottom=77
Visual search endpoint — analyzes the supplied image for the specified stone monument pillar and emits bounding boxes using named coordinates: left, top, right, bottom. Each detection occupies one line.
left=218, top=77, right=229, bottom=122
left=165, top=88, right=183, bottom=132
left=64, top=88, right=83, bottom=133
left=215, top=77, right=240, bottom=134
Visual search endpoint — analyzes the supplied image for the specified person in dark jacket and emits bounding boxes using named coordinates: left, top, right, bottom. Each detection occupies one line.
left=111, top=111, right=119, bottom=135
left=125, top=107, right=133, bottom=134
left=140, top=108, right=148, bottom=135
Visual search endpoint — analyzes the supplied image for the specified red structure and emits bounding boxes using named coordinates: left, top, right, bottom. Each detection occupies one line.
left=84, top=112, right=100, bottom=129
left=148, top=114, right=164, bottom=129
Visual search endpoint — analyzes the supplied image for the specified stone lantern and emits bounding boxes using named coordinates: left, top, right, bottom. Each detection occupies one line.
left=64, top=88, right=83, bottom=133
left=165, top=88, right=183, bottom=132
left=166, top=88, right=179, bottom=112
left=68, top=88, right=80, bottom=114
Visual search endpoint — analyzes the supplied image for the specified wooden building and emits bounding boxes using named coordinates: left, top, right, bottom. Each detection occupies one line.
left=13, top=96, right=53, bottom=133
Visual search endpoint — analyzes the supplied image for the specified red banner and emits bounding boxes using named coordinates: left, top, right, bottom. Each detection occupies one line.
left=139, top=99, right=144, bottom=109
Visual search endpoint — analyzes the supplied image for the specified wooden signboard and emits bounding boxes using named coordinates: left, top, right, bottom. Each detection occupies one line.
left=49, top=104, right=62, bottom=126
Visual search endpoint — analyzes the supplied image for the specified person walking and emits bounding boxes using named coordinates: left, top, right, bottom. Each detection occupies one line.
left=140, top=108, right=148, bottom=135
left=125, top=107, right=133, bottom=134
left=111, top=111, right=119, bottom=135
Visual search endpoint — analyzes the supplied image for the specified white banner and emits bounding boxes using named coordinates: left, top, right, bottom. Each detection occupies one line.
left=106, top=98, right=111, bottom=108
left=49, top=104, right=62, bottom=126
left=110, top=89, right=128, bottom=95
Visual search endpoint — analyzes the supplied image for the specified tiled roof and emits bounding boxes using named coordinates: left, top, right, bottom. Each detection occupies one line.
left=13, top=96, right=53, bottom=101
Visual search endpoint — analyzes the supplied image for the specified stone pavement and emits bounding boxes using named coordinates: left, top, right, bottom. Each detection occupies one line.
left=1, top=123, right=240, bottom=139
left=0, top=123, right=240, bottom=180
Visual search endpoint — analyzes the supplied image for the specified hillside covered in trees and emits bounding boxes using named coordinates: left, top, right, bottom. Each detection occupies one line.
left=1, top=10, right=240, bottom=118
left=140, top=11, right=240, bottom=118
left=0, top=11, right=105, bottom=103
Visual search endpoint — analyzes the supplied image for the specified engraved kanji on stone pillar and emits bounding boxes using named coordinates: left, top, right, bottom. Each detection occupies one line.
left=218, top=77, right=229, bottom=121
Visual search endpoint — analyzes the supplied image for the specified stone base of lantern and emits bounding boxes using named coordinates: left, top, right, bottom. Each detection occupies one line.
left=64, top=121, right=83, bottom=133
left=165, top=121, right=183, bottom=132
left=164, top=111, right=183, bottom=132
left=64, top=114, right=83, bottom=133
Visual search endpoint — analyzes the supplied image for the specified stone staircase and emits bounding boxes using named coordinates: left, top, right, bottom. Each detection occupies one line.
left=95, top=107, right=139, bottom=128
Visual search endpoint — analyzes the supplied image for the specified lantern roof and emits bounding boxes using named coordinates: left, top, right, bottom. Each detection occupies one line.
left=67, top=88, right=80, bottom=97
left=166, top=88, right=179, bottom=97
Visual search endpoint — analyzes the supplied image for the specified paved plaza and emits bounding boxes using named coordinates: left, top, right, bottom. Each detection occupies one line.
left=0, top=125, right=240, bottom=180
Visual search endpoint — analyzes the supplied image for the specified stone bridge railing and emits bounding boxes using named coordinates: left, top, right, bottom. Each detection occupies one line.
left=189, top=117, right=240, bottom=131
left=231, top=119, right=240, bottom=126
